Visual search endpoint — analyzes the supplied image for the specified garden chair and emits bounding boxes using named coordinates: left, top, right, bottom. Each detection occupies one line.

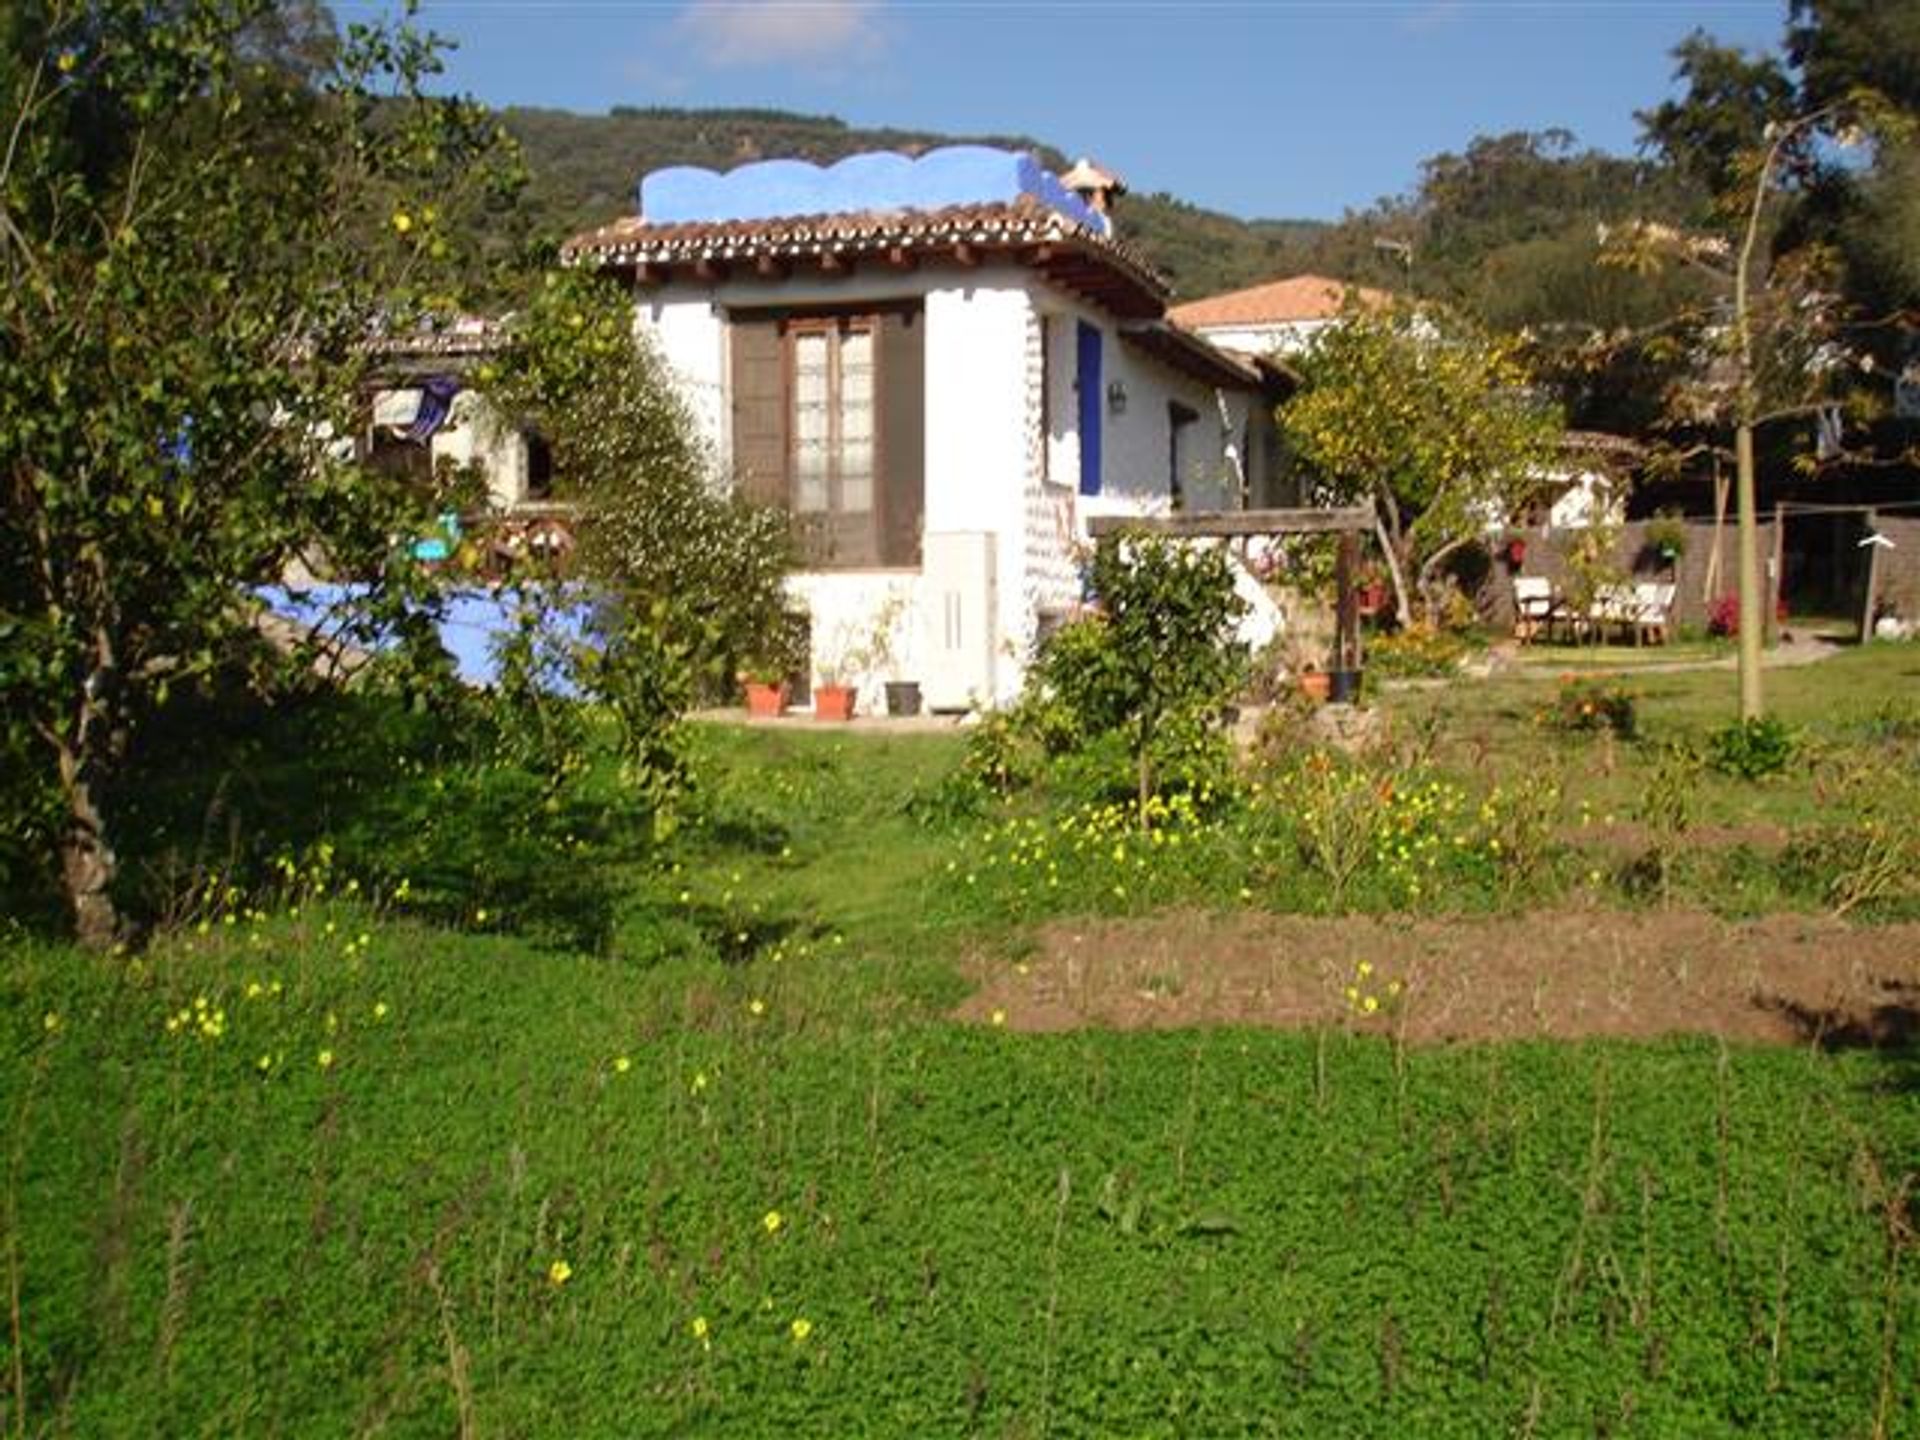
left=1631, top=581, right=1675, bottom=646
left=1512, top=575, right=1559, bottom=644
left=1588, top=583, right=1640, bottom=645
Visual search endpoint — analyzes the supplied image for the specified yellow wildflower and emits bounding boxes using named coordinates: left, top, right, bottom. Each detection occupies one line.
left=548, top=1259, right=572, bottom=1286
left=317, top=1048, right=335, bottom=1070
left=790, top=1317, right=812, bottom=1342
left=762, top=1209, right=783, bottom=1235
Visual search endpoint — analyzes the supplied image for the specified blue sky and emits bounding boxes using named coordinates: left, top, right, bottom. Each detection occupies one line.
left=386, top=1, right=1788, bottom=220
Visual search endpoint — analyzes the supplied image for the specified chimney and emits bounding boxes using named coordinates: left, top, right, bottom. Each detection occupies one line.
left=1059, top=157, right=1126, bottom=232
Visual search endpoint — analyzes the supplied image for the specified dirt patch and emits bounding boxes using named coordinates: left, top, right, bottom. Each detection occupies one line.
left=955, top=908, right=1920, bottom=1048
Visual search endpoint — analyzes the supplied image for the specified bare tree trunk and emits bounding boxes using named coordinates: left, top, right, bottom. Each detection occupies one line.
left=1371, top=500, right=1414, bottom=629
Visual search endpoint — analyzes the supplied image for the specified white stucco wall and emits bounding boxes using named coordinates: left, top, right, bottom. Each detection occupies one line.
left=1191, top=318, right=1333, bottom=359
left=432, top=393, right=529, bottom=508
left=635, top=298, right=728, bottom=470
left=924, top=276, right=1037, bottom=693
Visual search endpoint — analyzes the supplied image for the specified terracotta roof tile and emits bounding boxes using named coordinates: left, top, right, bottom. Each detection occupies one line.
left=1168, top=274, right=1391, bottom=329
left=561, top=196, right=1169, bottom=316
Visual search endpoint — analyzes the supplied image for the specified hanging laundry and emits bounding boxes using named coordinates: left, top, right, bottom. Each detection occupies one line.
left=1816, top=405, right=1844, bottom=460
left=403, top=375, right=460, bottom=443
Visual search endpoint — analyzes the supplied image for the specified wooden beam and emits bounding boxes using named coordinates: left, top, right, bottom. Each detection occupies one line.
left=692, top=257, right=729, bottom=282
left=884, top=245, right=916, bottom=270
left=818, top=251, right=846, bottom=274
left=1087, top=505, right=1375, bottom=539
left=952, top=241, right=977, bottom=268
left=754, top=254, right=789, bottom=279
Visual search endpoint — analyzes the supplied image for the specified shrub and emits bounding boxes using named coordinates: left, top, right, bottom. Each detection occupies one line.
left=1367, top=623, right=1475, bottom=679
left=1707, top=593, right=1789, bottom=637
left=1539, top=676, right=1636, bottom=737
left=957, top=536, right=1247, bottom=815
left=1705, top=716, right=1797, bottom=780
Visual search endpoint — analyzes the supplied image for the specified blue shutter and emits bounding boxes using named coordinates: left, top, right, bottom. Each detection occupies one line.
left=1076, top=320, right=1102, bottom=497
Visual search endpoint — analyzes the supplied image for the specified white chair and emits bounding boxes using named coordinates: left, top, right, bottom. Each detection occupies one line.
left=1513, top=576, right=1558, bottom=644
left=1632, top=582, right=1675, bottom=645
left=1588, top=583, right=1640, bottom=643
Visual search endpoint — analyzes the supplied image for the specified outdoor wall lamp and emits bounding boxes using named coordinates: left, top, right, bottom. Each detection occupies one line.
left=1106, top=380, right=1128, bottom=415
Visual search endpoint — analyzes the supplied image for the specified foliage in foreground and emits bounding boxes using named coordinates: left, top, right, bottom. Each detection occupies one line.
left=7, top=922, right=1917, bottom=1438
left=0, top=0, right=512, bottom=947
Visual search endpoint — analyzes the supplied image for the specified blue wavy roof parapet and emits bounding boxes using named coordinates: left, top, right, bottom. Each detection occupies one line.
left=638, top=146, right=1109, bottom=235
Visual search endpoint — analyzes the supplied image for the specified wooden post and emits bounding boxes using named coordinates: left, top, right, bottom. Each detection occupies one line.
left=1767, top=502, right=1785, bottom=646
left=1335, top=530, right=1359, bottom=678
left=1861, top=508, right=1882, bottom=643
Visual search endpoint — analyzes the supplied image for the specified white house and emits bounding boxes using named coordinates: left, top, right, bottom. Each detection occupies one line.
left=562, top=146, right=1290, bottom=711
left=1168, top=274, right=1392, bottom=362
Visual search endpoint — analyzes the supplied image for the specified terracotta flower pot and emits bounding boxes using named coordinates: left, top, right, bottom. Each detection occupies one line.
left=1298, top=671, right=1332, bottom=703
left=743, top=680, right=786, bottom=719
left=812, top=684, right=856, bottom=721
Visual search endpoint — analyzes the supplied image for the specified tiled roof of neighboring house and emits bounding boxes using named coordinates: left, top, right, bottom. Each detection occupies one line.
left=361, top=318, right=505, bottom=377
left=562, top=194, right=1170, bottom=320
left=1168, top=274, right=1392, bottom=330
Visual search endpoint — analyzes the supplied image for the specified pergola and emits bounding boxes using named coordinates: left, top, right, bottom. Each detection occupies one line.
left=1087, top=504, right=1378, bottom=685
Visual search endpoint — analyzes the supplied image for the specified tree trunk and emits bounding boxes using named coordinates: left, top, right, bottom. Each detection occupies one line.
left=1370, top=506, right=1414, bottom=630
left=56, top=738, right=121, bottom=950
left=1734, top=421, right=1764, bottom=721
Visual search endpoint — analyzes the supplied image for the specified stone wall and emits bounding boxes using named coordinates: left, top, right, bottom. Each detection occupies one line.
left=1866, top=514, right=1920, bottom=627
left=1482, top=518, right=1777, bottom=633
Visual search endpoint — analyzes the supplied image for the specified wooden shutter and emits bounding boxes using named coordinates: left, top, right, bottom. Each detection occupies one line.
left=729, top=316, right=787, bottom=506
left=878, top=308, right=925, bottom=567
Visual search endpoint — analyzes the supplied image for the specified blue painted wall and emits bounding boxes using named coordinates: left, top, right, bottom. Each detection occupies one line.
left=639, top=145, right=1106, bottom=232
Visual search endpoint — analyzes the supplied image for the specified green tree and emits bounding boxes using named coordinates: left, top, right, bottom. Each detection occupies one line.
left=1277, top=304, right=1564, bottom=627
left=1082, top=536, right=1247, bottom=815
left=1609, top=17, right=1911, bottom=719
left=1, top=0, right=509, bottom=945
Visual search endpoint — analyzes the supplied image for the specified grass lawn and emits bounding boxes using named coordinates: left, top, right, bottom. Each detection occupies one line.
left=5, top=647, right=1919, bottom=1436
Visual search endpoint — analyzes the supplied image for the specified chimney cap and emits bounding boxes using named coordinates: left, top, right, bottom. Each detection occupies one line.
left=1060, top=156, right=1127, bottom=199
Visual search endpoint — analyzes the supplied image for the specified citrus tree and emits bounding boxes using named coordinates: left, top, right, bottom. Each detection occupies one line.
left=1, top=0, right=512, bottom=945
left=1278, top=303, right=1564, bottom=627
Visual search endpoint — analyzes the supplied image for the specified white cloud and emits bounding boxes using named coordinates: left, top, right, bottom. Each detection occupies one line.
left=674, top=0, right=888, bottom=70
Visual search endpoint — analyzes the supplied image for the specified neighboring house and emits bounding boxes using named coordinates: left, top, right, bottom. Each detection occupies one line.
left=1168, top=274, right=1392, bottom=362
left=562, top=146, right=1290, bottom=711
left=362, top=319, right=554, bottom=515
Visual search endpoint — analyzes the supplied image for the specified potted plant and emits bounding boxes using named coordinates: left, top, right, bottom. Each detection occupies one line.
left=739, top=607, right=806, bottom=719
left=1643, top=512, right=1688, bottom=570
left=1283, top=630, right=1332, bottom=703
left=812, top=672, right=857, bottom=721
left=861, top=595, right=921, bottom=716
left=811, top=614, right=863, bottom=722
